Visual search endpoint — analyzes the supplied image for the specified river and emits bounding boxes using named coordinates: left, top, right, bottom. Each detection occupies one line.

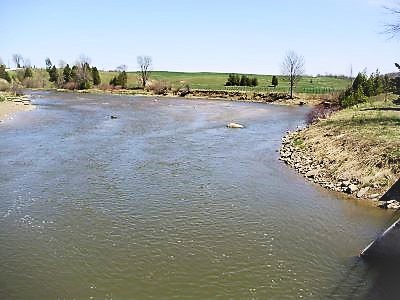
left=0, top=92, right=395, bottom=299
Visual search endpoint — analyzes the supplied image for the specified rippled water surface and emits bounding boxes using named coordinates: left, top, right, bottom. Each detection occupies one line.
left=0, top=92, right=394, bottom=299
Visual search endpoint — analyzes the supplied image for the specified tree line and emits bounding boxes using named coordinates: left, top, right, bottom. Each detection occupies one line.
left=0, top=54, right=153, bottom=91
left=225, top=74, right=258, bottom=87
left=339, top=70, right=394, bottom=107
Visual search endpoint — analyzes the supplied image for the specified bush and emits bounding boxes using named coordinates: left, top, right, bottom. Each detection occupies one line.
left=0, top=78, right=10, bottom=91
left=22, top=77, right=43, bottom=88
left=148, top=80, right=171, bottom=95
left=306, top=101, right=340, bottom=124
left=98, top=83, right=113, bottom=90
left=63, top=81, right=78, bottom=90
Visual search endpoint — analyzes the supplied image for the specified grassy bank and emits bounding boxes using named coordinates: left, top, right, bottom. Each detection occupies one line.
left=99, top=70, right=350, bottom=93
left=281, top=94, right=400, bottom=204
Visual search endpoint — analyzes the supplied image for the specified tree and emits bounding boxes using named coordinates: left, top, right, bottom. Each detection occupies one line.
left=49, top=65, right=59, bottom=82
left=0, top=64, right=11, bottom=83
left=24, top=67, right=33, bottom=78
left=109, top=70, right=127, bottom=88
left=383, top=74, right=391, bottom=101
left=63, top=64, right=72, bottom=83
left=74, top=55, right=92, bottom=89
left=12, top=54, right=23, bottom=68
left=137, top=56, right=152, bottom=88
left=45, top=57, right=52, bottom=70
left=272, top=75, right=279, bottom=87
left=281, top=50, right=305, bottom=98
left=384, top=4, right=400, bottom=37
left=91, top=67, right=101, bottom=85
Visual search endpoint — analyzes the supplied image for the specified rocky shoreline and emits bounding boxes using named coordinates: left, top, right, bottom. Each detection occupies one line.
left=279, top=128, right=400, bottom=210
left=0, top=94, right=34, bottom=123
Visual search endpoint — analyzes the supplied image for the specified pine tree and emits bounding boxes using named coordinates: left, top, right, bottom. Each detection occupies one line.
left=63, top=64, right=72, bottom=83
left=0, top=64, right=11, bottom=83
left=71, top=65, right=78, bottom=82
left=24, top=67, right=33, bottom=78
left=91, top=67, right=101, bottom=85
left=272, top=75, right=278, bottom=87
left=49, top=65, right=58, bottom=82
left=118, top=71, right=127, bottom=88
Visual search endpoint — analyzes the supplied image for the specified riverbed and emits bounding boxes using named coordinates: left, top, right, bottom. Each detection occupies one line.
left=0, top=91, right=394, bottom=299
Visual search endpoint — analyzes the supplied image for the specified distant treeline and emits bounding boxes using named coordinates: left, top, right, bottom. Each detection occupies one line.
left=225, top=74, right=258, bottom=87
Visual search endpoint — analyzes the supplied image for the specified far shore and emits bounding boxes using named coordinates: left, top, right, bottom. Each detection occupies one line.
left=32, top=87, right=325, bottom=106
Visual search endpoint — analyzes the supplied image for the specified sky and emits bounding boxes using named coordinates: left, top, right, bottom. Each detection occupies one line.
left=2, top=0, right=400, bottom=75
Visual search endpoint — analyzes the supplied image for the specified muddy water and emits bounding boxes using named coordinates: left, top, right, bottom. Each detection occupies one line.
left=0, top=92, right=394, bottom=299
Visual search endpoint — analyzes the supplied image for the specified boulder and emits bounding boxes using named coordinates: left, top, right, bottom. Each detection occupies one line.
left=356, top=187, right=370, bottom=198
left=227, top=122, right=244, bottom=129
left=378, top=201, right=388, bottom=209
left=305, top=169, right=319, bottom=178
left=387, top=201, right=400, bottom=210
left=346, top=184, right=359, bottom=194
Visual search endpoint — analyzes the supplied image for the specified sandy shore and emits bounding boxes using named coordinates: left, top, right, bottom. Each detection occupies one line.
left=0, top=97, right=35, bottom=123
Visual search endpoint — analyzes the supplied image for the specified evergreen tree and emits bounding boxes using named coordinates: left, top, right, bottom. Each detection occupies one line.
left=45, top=57, right=52, bottom=70
left=118, top=71, right=127, bottom=88
left=272, top=75, right=278, bottom=87
left=24, top=67, right=33, bottom=78
left=0, top=65, right=11, bottom=83
left=63, top=64, right=72, bottom=83
left=250, top=77, right=258, bottom=87
left=71, top=65, right=78, bottom=82
left=91, top=67, right=101, bottom=85
left=48, top=65, right=58, bottom=82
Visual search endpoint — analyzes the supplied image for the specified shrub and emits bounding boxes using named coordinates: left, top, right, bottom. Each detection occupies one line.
left=0, top=65, right=11, bottom=83
left=306, top=101, right=340, bottom=124
left=148, top=80, right=171, bottom=95
left=63, top=81, right=78, bottom=90
left=98, top=83, right=112, bottom=90
left=0, top=78, right=10, bottom=91
left=22, top=77, right=43, bottom=88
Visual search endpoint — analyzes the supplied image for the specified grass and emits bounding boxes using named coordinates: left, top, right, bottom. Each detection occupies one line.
left=99, top=70, right=351, bottom=94
left=298, top=94, right=400, bottom=193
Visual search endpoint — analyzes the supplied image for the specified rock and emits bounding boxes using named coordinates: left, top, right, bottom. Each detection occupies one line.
left=378, top=201, right=388, bottom=209
left=388, top=202, right=400, bottom=210
left=369, top=193, right=380, bottom=199
left=341, top=180, right=351, bottom=187
left=346, top=184, right=358, bottom=194
left=387, top=200, right=398, bottom=205
left=110, top=115, right=118, bottom=119
left=227, top=122, right=244, bottom=129
left=356, top=187, right=370, bottom=198
left=305, top=169, right=319, bottom=178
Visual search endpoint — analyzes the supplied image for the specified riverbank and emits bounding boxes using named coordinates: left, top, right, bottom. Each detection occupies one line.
left=0, top=93, right=34, bottom=123
left=280, top=94, right=400, bottom=208
left=48, top=87, right=325, bottom=105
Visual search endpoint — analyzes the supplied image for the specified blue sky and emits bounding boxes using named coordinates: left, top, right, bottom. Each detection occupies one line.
left=2, top=0, right=399, bottom=75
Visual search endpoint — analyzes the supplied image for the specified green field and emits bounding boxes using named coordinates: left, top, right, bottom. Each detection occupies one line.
left=100, top=71, right=351, bottom=94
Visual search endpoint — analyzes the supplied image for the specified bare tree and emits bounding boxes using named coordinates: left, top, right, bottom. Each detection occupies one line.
left=12, top=54, right=23, bottom=68
left=24, top=58, right=31, bottom=67
left=117, top=64, right=127, bottom=72
left=75, top=54, right=92, bottom=89
left=281, top=50, right=305, bottom=99
left=384, top=4, right=400, bottom=37
left=0, top=57, right=3, bottom=66
left=137, top=56, right=152, bottom=88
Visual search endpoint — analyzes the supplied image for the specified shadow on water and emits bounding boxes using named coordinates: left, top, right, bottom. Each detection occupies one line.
left=327, top=209, right=400, bottom=299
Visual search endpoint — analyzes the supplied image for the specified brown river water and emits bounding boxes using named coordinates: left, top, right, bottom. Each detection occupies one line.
left=0, top=91, right=396, bottom=299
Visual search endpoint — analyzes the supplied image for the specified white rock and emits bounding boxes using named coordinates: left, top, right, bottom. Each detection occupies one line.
left=227, top=122, right=244, bottom=128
